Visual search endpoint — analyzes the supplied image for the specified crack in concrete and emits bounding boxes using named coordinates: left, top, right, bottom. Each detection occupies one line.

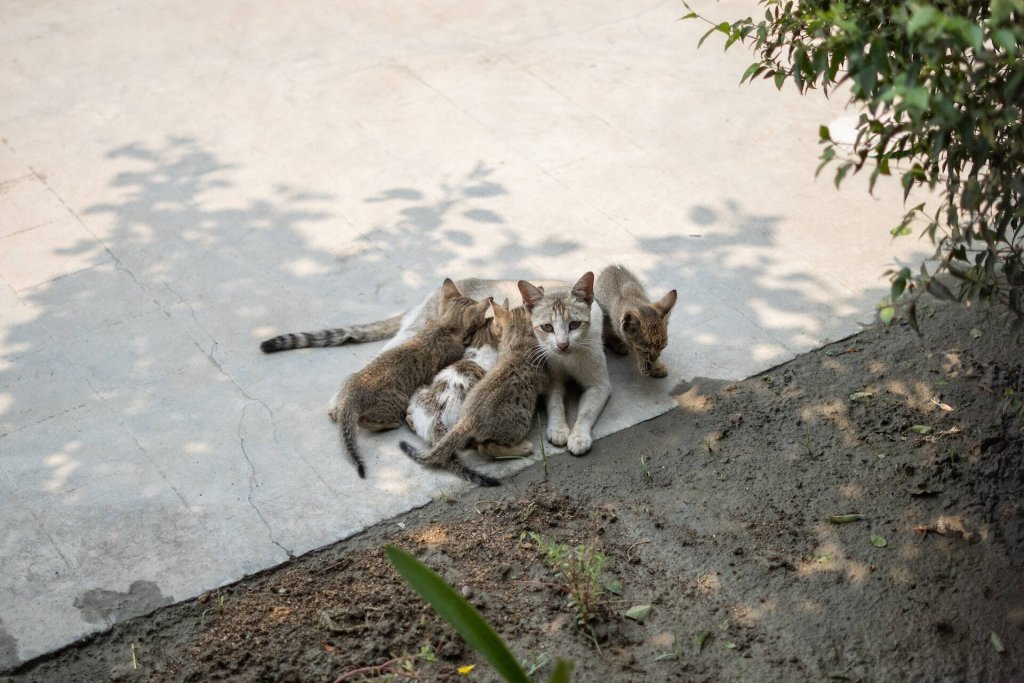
left=238, top=402, right=293, bottom=560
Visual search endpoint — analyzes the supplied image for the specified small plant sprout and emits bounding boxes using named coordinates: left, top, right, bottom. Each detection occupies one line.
left=640, top=455, right=653, bottom=481
left=527, top=532, right=608, bottom=648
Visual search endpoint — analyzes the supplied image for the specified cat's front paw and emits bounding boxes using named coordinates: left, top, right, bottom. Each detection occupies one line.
left=646, top=360, right=669, bottom=378
left=547, top=424, right=570, bottom=447
left=567, top=430, right=592, bottom=456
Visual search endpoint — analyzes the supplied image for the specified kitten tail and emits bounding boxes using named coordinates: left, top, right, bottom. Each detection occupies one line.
left=399, top=436, right=500, bottom=487
left=336, top=396, right=366, bottom=478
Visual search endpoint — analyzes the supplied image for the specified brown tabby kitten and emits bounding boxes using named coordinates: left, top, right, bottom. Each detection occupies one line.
left=594, top=265, right=677, bottom=378
left=330, top=279, right=491, bottom=478
left=400, top=299, right=548, bottom=487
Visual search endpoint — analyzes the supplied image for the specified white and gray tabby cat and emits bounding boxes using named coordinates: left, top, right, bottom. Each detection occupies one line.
left=519, top=272, right=611, bottom=456
left=594, top=264, right=677, bottom=378
left=261, top=275, right=610, bottom=456
left=400, top=299, right=549, bottom=486
left=405, top=301, right=504, bottom=445
left=327, top=280, right=491, bottom=478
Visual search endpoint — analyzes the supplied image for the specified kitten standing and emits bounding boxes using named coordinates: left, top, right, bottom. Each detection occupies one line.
left=405, top=305, right=503, bottom=445
left=520, top=272, right=611, bottom=456
left=400, top=299, right=549, bottom=486
left=595, top=265, right=676, bottom=378
left=330, top=279, right=491, bottom=478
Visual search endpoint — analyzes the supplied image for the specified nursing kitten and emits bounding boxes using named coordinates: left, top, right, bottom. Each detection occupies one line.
left=594, top=265, right=677, bottom=378
left=330, top=279, right=491, bottom=478
left=520, top=272, right=611, bottom=456
left=400, top=300, right=549, bottom=486
left=405, top=301, right=505, bottom=445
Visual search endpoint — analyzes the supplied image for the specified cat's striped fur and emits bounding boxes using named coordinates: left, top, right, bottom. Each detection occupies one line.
left=260, top=314, right=404, bottom=353
left=330, top=280, right=491, bottom=478
left=400, top=299, right=548, bottom=487
left=595, top=265, right=676, bottom=378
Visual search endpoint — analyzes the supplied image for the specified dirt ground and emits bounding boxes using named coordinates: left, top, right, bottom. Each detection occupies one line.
left=5, top=300, right=1023, bottom=682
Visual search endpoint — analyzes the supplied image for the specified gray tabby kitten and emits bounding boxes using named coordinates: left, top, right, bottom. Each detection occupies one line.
left=400, top=299, right=549, bottom=487
left=594, top=265, right=677, bottom=378
left=405, top=302, right=504, bottom=445
left=259, top=279, right=566, bottom=354
left=519, top=272, right=611, bottom=456
left=329, top=279, right=491, bottom=478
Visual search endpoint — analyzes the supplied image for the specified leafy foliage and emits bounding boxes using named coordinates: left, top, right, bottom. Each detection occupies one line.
left=684, top=0, right=1024, bottom=335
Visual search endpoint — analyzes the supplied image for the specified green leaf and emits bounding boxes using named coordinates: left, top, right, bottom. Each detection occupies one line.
left=890, top=222, right=913, bottom=237
left=926, top=278, right=956, bottom=301
left=959, top=23, right=984, bottom=52
left=903, top=87, right=930, bottom=110
left=879, top=305, right=896, bottom=325
left=969, top=327, right=983, bottom=339
left=740, top=61, right=762, bottom=84
left=695, top=629, right=712, bottom=654
left=909, top=425, right=933, bottom=435
left=625, top=604, right=653, bottom=621
left=548, top=660, right=575, bottom=683
left=697, top=25, right=718, bottom=49
left=906, top=6, right=938, bottom=36
left=849, top=391, right=874, bottom=403
left=605, top=579, right=623, bottom=596
left=774, top=70, right=786, bottom=91
left=992, top=29, right=1018, bottom=56
left=819, top=124, right=831, bottom=141
left=990, top=631, right=1006, bottom=654
left=891, top=276, right=907, bottom=303
left=680, top=11, right=699, bottom=21
left=386, top=546, right=531, bottom=683
left=828, top=514, right=864, bottom=524
left=870, top=534, right=888, bottom=548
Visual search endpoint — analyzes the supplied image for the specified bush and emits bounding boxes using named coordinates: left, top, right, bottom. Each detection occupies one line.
left=684, top=0, right=1024, bottom=335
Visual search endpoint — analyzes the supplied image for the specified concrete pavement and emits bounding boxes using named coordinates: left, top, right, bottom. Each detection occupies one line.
left=0, top=0, right=934, bottom=666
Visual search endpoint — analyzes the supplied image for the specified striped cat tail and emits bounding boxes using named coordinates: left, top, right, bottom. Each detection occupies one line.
left=448, top=456, right=501, bottom=487
left=336, top=395, right=366, bottom=478
left=259, top=314, right=404, bottom=353
left=400, top=425, right=500, bottom=487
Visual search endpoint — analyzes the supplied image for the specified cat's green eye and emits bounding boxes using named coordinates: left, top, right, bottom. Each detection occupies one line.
left=541, top=324, right=554, bottom=333
left=568, top=321, right=582, bottom=330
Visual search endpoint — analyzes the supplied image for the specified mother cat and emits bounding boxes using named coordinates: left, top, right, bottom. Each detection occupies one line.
left=261, top=274, right=610, bottom=455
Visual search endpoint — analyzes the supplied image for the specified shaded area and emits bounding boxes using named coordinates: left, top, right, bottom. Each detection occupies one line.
left=74, top=580, right=173, bottom=626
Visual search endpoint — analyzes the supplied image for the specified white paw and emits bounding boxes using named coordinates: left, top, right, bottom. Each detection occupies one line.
left=326, top=391, right=341, bottom=421
left=567, top=430, right=592, bottom=456
left=547, top=424, right=570, bottom=447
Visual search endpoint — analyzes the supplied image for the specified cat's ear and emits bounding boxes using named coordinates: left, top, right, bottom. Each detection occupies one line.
left=470, top=297, right=492, bottom=324
left=572, top=272, right=595, bottom=306
left=440, top=278, right=463, bottom=301
left=652, top=289, right=677, bottom=318
left=438, top=278, right=463, bottom=314
left=622, top=310, right=641, bottom=334
left=501, top=298, right=510, bottom=309
left=518, top=280, right=545, bottom=311
left=491, top=298, right=510, bottom=327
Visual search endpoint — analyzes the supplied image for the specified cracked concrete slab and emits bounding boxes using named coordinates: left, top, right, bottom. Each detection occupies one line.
left=0, top=0, right=936, bottom=667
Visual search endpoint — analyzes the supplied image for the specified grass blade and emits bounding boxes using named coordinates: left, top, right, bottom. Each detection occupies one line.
left=548, top=659, right=574, bottom=683
left=386, top=545, right=530, bottom=683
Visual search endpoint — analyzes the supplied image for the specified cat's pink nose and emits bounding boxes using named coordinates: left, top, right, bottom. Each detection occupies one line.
left=557, top=340, right=569, bottom=351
